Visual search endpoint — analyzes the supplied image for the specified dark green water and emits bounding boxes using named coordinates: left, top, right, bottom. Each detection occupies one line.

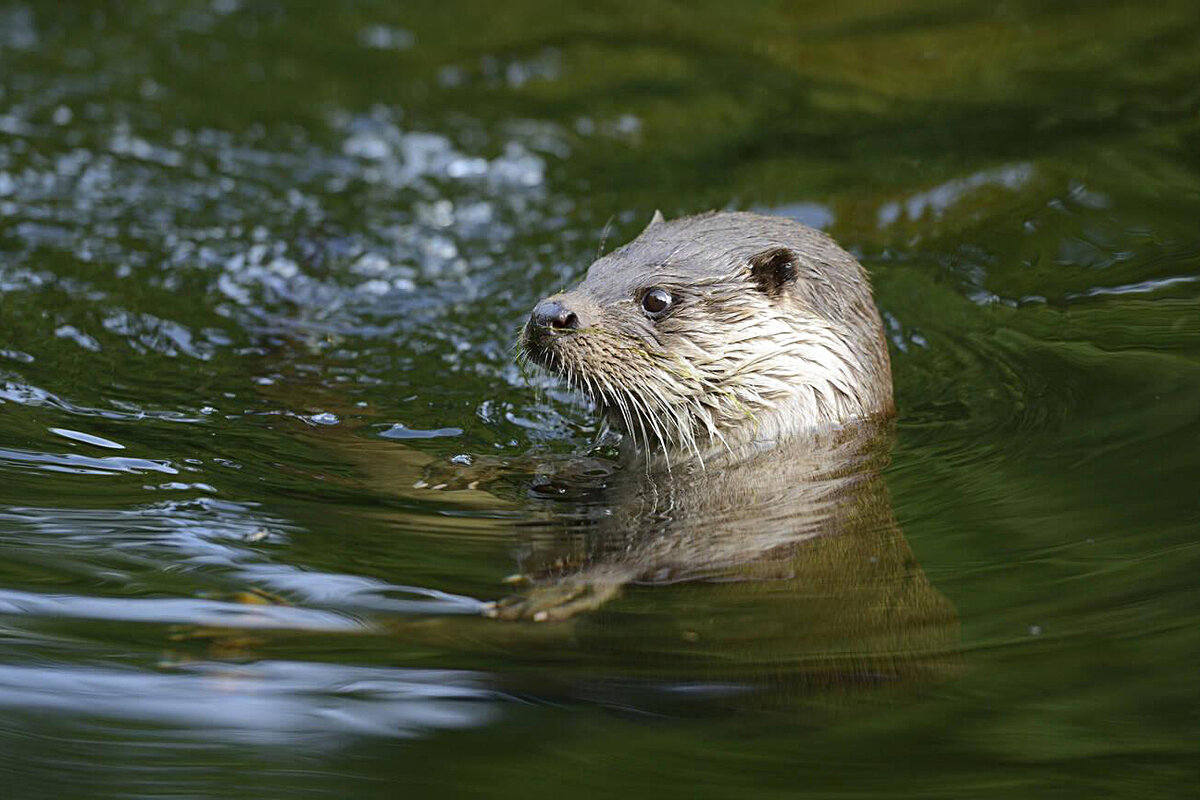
left=2, top=1, right=1198, bottom=797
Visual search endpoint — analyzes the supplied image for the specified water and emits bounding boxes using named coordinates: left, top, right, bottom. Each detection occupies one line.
left=1, top=2, right=1198, bottom=797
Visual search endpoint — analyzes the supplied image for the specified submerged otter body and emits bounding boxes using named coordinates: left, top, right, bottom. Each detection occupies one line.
left=522, top=211, right=893, bottom=463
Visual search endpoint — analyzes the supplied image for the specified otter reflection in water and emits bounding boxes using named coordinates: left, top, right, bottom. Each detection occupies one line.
left=480, top=422, right=956, bottom=690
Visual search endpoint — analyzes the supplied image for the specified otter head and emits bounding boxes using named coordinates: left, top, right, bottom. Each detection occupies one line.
left=521, top=211, right=893, bottom=462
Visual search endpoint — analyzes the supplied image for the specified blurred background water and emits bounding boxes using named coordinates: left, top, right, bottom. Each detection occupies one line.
left=1, top=1, right=1198, bottom=797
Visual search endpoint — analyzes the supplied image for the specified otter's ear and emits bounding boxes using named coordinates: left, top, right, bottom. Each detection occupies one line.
left=642, top=209, right=665, bottom=235
left=748, top=247, right=798, bottom=296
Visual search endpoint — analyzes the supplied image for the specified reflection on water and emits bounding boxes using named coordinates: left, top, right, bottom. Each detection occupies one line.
left=0, top=661, right=498, bottom=745
left=488, top=422, right=959, bottom=698
left=1, top=1, right=1199, bottom=797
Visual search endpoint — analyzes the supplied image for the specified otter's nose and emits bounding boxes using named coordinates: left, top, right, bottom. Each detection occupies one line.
left=530, top=299, right=578, bottom=330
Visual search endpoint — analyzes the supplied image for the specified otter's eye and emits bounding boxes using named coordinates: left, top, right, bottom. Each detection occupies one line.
left=640, top=287, right=673, bottom=318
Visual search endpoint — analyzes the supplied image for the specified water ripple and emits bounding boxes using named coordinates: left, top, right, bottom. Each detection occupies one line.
left=0, top=661, right=498, bottom=746
left=0, top=446, right=177, bottom=476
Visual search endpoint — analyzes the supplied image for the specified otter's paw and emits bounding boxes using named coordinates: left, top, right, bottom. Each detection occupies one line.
left=483, top=576, right=622, bottom=622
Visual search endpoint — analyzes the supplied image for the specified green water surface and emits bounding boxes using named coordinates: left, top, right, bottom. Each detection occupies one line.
left=0, top=1, right=1198, bottom=798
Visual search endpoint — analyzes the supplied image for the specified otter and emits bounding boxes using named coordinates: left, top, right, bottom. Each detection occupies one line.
left=520, top=211, right=894, bottom=466
left=484, top=212, right=933, bottom=627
